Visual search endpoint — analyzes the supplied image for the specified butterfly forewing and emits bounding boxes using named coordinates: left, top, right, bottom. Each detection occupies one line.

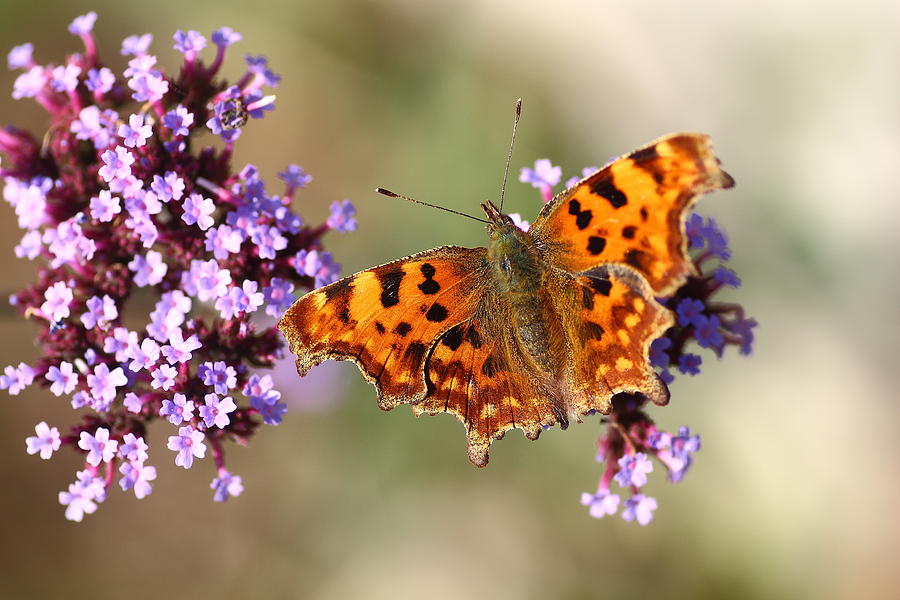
left=531, top=133, right=734, bottom=296
left=278, top=246, right=489, bottom=409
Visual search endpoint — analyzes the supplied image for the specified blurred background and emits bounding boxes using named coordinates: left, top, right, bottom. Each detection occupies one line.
left=1, top=1, right=898, bottom=598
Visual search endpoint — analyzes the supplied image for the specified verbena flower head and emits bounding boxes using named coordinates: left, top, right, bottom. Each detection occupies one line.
left=2, top=13, right=354, bottom=521
left=521, top=158, right=757, bottom=526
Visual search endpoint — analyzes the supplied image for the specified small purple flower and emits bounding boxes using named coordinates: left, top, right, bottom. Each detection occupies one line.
left=161, top=105, right=194, bottom=136
left=255, top=399, right=288, bottom=426
left=41, top=281, right=73, bottom=323
left=50, top=64, right=82, bottom=93
left=621, top=494, right=658, bottom=526
left=263, top=278, right=295, bottom=318
left=167, top=426, right=206, bottom=469
left=678, top=353, right=702, bottom=375
left=128, top=338, right=161, bottom=372
left=211, top=470, right=244, bottom=502
left=128, top=70, right=168, bottom=103
left=121, top=34, right=152, bottom=56
left=326, top=199, right=357, bottom=233
left=70, top=106, right=119, bottom=149
left=181, top=259, right=232, bottom=301
left=199, top=361, right=237, bottom=395
left=614, top=452, right=654, bottom=488
left=649, top=337, right=672, bottom=369
left=729, top=316, right=758, bottom=355
left=77, top=427, right=118, bottom=467
left=118, top=433, right=149, bottom=463
left=676, top=298, right=705, bottom=327
left=150, top=171, right=185, bottom=202
left=14, top=230, right=43, bottom=260
left=7, top=43, right=34, bottom=70
left=160, top=393, right=195, bottom=425
left=85, top=67, right=115, bottom=93
left=68, top=12, right=98, bottom=36
left=123, top=392, right=143, bottom=413
left=212, top=27, right=242, bottom=48
left=703, top=218, right=731, bottom=260
left=118, top=113, right=153, bottom=148
left=45, top=362, right=77, bottom=396
left=693, top=314, right=724, bottom=350
left=294, top=249, right=341, bottom=288
left=104, top=327, right=138, bottom=362
left=181, top=193, right=215, bottom=230
left=161, top=328, right=202, bottom=364
left=12, top=65, right=46, bottom=99
left=26, top=422, right=61, bottom=459
left=80, top=295, right=118, bottom=329
left=686, top=213, right=706, bottom=249
left=119, top=461, right=156, bottom=499
left=204, top=224, right=243, bottom=259
left=251, top=224, right=287, bottom=259
left=98, top=146, right=135, bottom=183
left=580, top=490, right=620, bottom=519
left=128, top=250, right=168, bottom=287
left=59, top=471, right=104, bottom=522
left=216, top=280, right=264, bottom=318
left=199, top=393, right=237, bottom=429
left=279, top=164, right=311, bottom=189
left=86, top=363, right=128, bottom=406
left=713, top=266, right=741, bottom=288
left=90, top=190, right=121, bottom=223
left=150, top=364, right=178, bottom=391
left=173, top=30, right=207, bottom=56
left=519, top=158, right=562, bottom=188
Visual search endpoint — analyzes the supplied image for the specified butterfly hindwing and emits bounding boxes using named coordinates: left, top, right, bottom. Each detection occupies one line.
left=278, top=246, right=489, bottom=409
left=531, top=133, right=734, bottom=296
left=546, top=265, right=673, bottom=416
left=415, top=311, right=563, bottom=467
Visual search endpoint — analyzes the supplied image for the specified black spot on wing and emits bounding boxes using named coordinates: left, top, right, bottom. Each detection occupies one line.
left=375, top=321, right=386, bottom=334
left=324, top=276, right=352, bottom=301
left=622, top=226, right=636, bottom=239
left=582, top=321, right=605, bottom=341
left=588, top=277, right=612, bottom=297
left=640, top=207, right=649, bottom=221
left=581, top=287, right=594, bottom=310
left=591, top=178, right=628, bottom=209
left=441, top=324, right=464, bottom=351
left=466, top=325, right=483, bottom=349
left=587, top=236, right=606, bottom=255
left=568, top=198, right=593, bottom=230
left=625, top=248, right=649, bottom=271
left=630, top=145, right=659, bottom=162
left=425, top=303, right=448, bottom=322
left=481, top=356, right=498, bottom=378
left=404, top=341, right=427, bottom=365
left=393, top=322, right=412, bottom=337
left=377, top=268, right=404, bottom=308
left=417, top=263, right=440, bottom=295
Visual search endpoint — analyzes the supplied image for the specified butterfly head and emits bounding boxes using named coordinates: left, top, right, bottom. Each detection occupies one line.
left=481, top=200, right=518, bottom=236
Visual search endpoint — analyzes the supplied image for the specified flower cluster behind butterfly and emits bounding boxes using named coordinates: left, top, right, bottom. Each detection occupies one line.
left=278, top=101, right=734, bottom=467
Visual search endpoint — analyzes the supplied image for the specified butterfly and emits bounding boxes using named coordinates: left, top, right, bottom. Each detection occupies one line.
left=278, top=131, right=734, bottom=467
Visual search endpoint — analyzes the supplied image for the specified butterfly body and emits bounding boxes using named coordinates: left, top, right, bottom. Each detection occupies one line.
left=279, top=132, right=734, bottom=466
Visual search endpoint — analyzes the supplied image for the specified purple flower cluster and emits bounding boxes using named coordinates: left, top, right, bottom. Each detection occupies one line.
left=2, top=13, right=354, bottom=520
left=522, top=159, right=757, bottom=525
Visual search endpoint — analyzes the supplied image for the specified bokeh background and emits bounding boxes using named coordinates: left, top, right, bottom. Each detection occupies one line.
left=1, top=1, right=898, bottom=598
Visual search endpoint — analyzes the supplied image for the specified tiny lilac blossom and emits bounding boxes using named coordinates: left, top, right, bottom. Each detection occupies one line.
left=118, top=433, right=149, bottom=463
left=77, top=427, right=118, bottom=467
left=167, top=426, right=206, bottom=469
left=159, top=393, right=195, bottom=425
left=119, top=461, right=156, bottom=499
left=26, top=422, right=61, bottom=459
left=199, top=393, right=237, bottom=428
left=211, top=470, right=244, bottom=502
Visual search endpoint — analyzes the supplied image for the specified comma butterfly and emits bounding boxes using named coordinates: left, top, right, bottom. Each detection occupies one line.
left=278, top=110, right=734, bottom=467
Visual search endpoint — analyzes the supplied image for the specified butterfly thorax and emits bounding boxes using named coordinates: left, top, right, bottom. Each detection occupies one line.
left=483, top=201, right=556, bottom=376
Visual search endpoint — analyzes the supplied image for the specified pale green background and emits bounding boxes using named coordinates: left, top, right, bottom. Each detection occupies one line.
left=1, top=1, right=898, bottom=598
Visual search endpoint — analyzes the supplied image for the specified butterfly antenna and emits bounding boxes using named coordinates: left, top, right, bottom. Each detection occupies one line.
left=376, top=188, right=489, bottom=224
left=498, top=98, right=523, bottom=213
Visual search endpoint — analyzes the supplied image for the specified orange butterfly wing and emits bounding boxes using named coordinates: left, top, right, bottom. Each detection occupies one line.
left=530, top=133, right=734, bottom=296
left=278, top=246, right=489, bottom=409
left=415, top=310, right=565, bottom=467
